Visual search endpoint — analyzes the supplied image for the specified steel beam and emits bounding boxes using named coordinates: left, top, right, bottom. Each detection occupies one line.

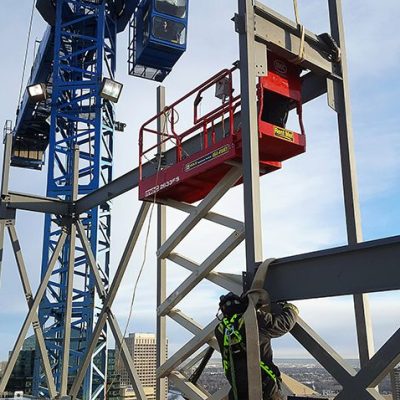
left=159, top=199, right=244, bottom=231
left=237, top=0, right=264, bottom=284
left=291, top=318, right=356, bottom=386
left=189, top=347, right=215, bottom=385
left=168, top=310, right=219, bottom=350
left=0, top=133, right=13, bottom=285
left=74, top=71, right=326, bottom=217
left=327, top=0, right=374, bottom=368
left=167, top=253, right=243, bottom=294
left=159, top=229, right=244, bottom=316
left=74, top=219, right=148, bottom=400
left=168, top=372, right=208, bottom=400
left=208, top=386, right=230, bottom=400
left=5, top=225, right=58, bottom=398
left=158, top=319, right=218, bottom=378
left=70, top=203, right=150, bottom=398
left=4, top=191, right=70, bottom=215
left=301, top=72, right=328, bottom=106
left=253, top=2, right=334, bottom=75
left=292, top=319, right=386, bottom=399
left=262, top=236, right=400, bottom=301
left=75, top=221, right=106, bottom=300
left=0, top=231, right=65, bottom=397
left=180, top=348, right=210, bottom=376
left=156, top=85, right=168, bottom=400
left=157, top=167, right=241, bottom=259
left=0, top=220, right=5, bottom=286
left=108, top=312, right=148, bottom=400
left=60, top=146, right=79, bottom=396
left=338, top=327, right=400, bottom=398
left=1, top=133, right=12, bottom=198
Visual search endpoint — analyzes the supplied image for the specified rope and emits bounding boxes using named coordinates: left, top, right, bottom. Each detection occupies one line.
left=162, top=107, right=190, bottom=159
left=17, top=0, right=36, bottom=110
left=291, top=0, right=306, bottom=64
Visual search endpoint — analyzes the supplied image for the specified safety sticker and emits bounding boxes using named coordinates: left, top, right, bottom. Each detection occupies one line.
left=184, top=144, right=231, bottom=172
left=274, top=127, right=294, bottom=142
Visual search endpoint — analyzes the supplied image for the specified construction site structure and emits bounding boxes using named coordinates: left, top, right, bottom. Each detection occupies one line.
left=0, top=0, right=399, bottom=400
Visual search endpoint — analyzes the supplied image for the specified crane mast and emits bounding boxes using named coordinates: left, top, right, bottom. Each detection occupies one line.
left=34, top=1, right=117, bottom=397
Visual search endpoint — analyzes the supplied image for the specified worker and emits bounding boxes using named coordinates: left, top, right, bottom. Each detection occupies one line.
left=215, top=291, right=299, bottom=400
left=153, top=18, right=183, bottom=43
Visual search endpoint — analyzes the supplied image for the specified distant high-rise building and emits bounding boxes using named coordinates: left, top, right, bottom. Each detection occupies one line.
left=116, top=333, right=167, bottom=400
left=6, top=350, right=35, bottom=394
left=106, top=349, right=121, bottom=400
left=2, top=335, right=37, bottom=395
left=392, top=366, right=400, bottom=400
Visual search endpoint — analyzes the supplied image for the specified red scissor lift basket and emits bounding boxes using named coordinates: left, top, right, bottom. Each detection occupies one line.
left=139, top=52, right=306, bottom=204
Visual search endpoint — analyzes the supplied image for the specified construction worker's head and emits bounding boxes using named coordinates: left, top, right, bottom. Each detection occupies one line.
left=219, top=292, right=248, bottom=318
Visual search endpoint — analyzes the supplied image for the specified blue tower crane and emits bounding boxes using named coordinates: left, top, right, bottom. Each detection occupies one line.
left=32, top=1, right=128, bottom=397
left=8, top=0, right=189, bottom=398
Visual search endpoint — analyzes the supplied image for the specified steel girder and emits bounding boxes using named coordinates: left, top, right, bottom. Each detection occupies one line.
left=34, top=1, right=116, bottom=398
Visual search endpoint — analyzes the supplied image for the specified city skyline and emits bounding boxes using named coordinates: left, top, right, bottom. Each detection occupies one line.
left=0, top=332, right=398, bottom=398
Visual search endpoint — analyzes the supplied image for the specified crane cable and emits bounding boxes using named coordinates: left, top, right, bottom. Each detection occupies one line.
left=17, top=0, right=37, bottom=111
left=291, top=0, right=306, bottom=64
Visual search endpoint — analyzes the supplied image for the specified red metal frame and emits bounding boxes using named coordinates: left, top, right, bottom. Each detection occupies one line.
left=138, top=54, right=306, bottom=203
left=139, top=67, right=240, bottom=181
left=258, top=52, right=306, bottom=162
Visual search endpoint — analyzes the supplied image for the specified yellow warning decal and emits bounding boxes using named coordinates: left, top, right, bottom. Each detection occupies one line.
left=274, top=127, right=294, bottom=142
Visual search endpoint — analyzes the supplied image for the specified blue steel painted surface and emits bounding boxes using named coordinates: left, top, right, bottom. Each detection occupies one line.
left=128, top=0, right=189, bottom=81
left=36, top=0, right=135, bottom=33
left=33, top=1, right=115, bottom=398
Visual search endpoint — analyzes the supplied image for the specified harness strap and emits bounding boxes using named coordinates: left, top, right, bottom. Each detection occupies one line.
left=260, top=361, right=277, bottom=382
left=220, top=313, right=278, bottom=398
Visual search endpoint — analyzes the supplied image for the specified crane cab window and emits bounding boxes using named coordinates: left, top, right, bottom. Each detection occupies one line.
left=152, top=17, right=186, bottom=44
left=155, top=0, right=187, bottom=18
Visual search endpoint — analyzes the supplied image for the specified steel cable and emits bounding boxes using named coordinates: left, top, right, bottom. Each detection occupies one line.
left=17, top=0, right=37, bottom=110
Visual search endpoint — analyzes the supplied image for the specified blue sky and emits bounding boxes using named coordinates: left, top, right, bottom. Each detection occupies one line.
left=0, top=0, right=399, bottom=364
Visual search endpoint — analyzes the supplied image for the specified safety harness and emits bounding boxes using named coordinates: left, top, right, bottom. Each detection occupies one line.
left=218, top=313, right=277, bottom=400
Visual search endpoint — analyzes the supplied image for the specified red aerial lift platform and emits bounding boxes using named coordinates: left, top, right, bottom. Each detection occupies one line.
left=139, top=53, right=306, bottom=204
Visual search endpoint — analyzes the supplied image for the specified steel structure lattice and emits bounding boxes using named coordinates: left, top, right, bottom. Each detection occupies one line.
left=0, top=1, right=399, bottom=400
left=34, top=1, right=116, bottom=398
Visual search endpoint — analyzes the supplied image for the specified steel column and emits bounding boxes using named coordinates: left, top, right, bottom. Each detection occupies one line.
left=1, top=133, right=12, bottom=197
left=0, top=132, right=12, bottom=285
left=156, top=85, right=168, bottom=400
left=237, top=0, right=264, bottom=284
left=328, top=0, right=375, bottom=368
